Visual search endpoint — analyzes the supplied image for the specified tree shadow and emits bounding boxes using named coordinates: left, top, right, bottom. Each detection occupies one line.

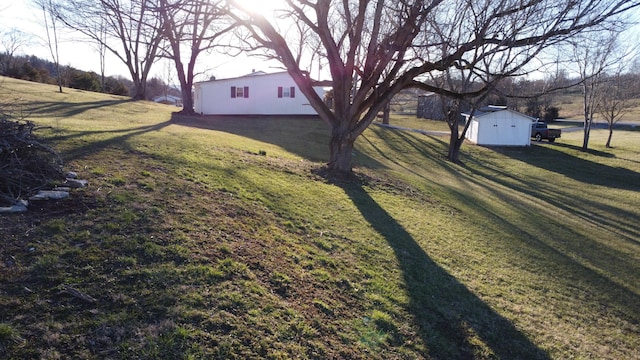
left=339, top=180, right=550, bottom=359
left=48, top=121, right=173, bottom=162
left=17, top=99, right=134, bottom=118
left=493, top=143, right=639, bottom=191
left=170, top=113, right=387, bottom=169
left=365, top=126, right=640, bottom=325
left=466, top=146, right=640, bottom=241
left=374, top=126, right=640, bottom=246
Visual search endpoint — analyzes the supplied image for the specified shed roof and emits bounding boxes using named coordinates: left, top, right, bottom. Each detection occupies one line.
left=463, top=106, right=537, bottom=121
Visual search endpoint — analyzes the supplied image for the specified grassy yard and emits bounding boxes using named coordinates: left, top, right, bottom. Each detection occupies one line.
left=1, top=76, right=639, bottom=359
left=373, top=115, right=452, bottom=132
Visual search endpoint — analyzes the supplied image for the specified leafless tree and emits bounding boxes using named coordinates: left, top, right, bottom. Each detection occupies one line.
left=57, top=0, right=165, bottom=100
left=597, top=73, right=631, bottom=148
left=96, top=18, right=108, bottom=92
left=160, top=59, right=175, bottom=100
left=567, top=30, right=624, bottom=150
left=153, top=0, right=233, bottom=114
left=410, top=0, right=552, bottom=163
left=228, top=0, right=640, bottom=173
left=33, top=0, right=64, bottom=93
left=0, top=29, right=31, bottom=75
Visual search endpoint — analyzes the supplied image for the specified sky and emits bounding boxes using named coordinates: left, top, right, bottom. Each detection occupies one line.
left=2, top=1, right=639, bottom=85
left=0, top=0, right=287, bottom=85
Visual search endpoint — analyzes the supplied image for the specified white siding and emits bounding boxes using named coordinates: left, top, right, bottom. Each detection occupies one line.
left=194, top=72, right=324, bottom=115
left=467, top=118, right=480, bottom=143
left=465, top=110, right=532, bottom=146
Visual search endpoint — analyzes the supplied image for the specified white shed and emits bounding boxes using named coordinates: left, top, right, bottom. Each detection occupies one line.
left=464, top=106, right=535, bottom=146
left=194, top=71, right=325, bottom=115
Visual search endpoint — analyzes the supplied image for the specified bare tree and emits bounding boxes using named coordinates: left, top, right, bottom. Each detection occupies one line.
left=0, top=29, right=31, bottom=75
left=161, top=59, right=175, bottom=100
left=597, top=73, right=631, bottom=148
left=566, top=24, right=636, bottom=151
left=33, top=0, right=64, bottom=93
left=228, top=0, right=640, bottom=173
left=58, top=0, right=165, bottom=100
left=570, top=33, right=613, bottom=150
left=410, top=0, right=552, bottom=163
left=96, top=18, right=108, bottom=92
left=154, top=0, right=233, bottom=114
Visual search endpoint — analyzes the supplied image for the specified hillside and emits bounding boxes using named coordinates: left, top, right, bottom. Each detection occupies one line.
left=553, top=90, right=640, bottom=122
left=1, top=76, right=639, bottom=359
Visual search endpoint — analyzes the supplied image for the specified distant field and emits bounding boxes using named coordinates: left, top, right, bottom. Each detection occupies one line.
left=391, top=90, right=640, bottom=124
left=555, top=93, right=640, bottom=122
left=1, top=76, right=639, bottom=359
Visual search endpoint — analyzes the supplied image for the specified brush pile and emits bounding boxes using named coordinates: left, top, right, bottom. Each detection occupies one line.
left=0, top=117, right=64, bottom=206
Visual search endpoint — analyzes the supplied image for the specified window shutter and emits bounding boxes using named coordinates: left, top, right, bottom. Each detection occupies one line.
left=278, top=86, right=283, bottom=98
left=290, top=87, right=295, bottom=98
left=231, top=86, right=236, bottom=98
left=244, top=86, right=249, bottom=98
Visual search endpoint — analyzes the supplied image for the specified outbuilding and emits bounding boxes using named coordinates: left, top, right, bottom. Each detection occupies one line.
left=153, top=94, right=182, bottom=107
left=464, top=106, right=535, bottom=146
left=193, top=71, right=325, bottom=116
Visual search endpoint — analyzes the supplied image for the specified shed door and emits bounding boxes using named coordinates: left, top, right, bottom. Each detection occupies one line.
left=491, top=117, right=519, bottom=145
left=486, top=117, right=499, bottom=144
left=503, top=118, right=519, bottom=145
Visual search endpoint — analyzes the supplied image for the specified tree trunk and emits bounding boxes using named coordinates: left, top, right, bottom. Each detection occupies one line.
left=55, top=64, right=63, bottom=93
left=132, top=77, right=146, bottom=100
left=582, top=116, right=591, bottom=150
left=447, top=120, right=467, bottom=163
left=605, top=126, right=613, bottom=148
left=447, top=133, right=463, bottom=163
left=132, top=88, right=146, bottom=100
left=328, top=127, right=355, bottom=173
left=382, top=101, right=390, bottom=125
left=180, top=85, right=195, bottom=115
left=445, top=106, right=467, bottom=163
left=175, top=59, right=196, bottom=115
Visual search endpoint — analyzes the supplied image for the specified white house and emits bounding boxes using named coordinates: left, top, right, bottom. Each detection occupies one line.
left=464, top=106, right=535, bottom=146
left=194, top=71, right=325, bottom=115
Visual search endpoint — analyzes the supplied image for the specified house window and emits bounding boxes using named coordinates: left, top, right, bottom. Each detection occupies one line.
left=277, top=86, right=296, bottom=98
left=231, top=86, right=249, bottom=98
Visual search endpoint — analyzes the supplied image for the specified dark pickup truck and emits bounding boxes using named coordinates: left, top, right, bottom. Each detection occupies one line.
left=531, top=122, right=561, bottom=142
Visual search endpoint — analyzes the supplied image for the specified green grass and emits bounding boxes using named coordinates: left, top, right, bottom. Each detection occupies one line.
left=374, top=114, right=452, bottom=132
left=0, top=76, right=639, bottom=359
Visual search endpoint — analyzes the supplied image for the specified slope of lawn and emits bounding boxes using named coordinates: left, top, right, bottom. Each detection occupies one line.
left=1, top=76, right=639, bottom=359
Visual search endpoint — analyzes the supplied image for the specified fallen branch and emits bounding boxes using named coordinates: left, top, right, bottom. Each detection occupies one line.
left=60, top=284, right=97, bottom=304
left=0, top=118, right=64, bottom=205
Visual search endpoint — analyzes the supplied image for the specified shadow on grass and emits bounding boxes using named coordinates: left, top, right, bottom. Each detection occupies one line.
left=358, top=127, right=640, bottom=352
left=171, top=113, right=327, bottom=160
left=460, top=147, right=640, bottom=297
left=374, top=126, right=640, bottom=285
left=494, top=143, right=640, bottom=191
left=341, top=181, right=550, bottom=359
left=19, top=99, right=133, bottom=118
left=171, top=113, right=387, bottom=169
left=49, top=121, right=173, bottom=162
left=364, top=126, right=460, bottom=178
left=533, top=141, right=615, bottom=157
left=468, top=144, right=640, bottom=240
